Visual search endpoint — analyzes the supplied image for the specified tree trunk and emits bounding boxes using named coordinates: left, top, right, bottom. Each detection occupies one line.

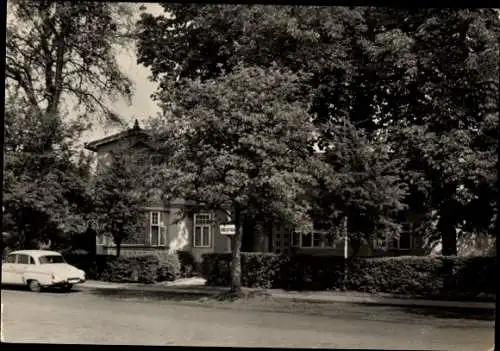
left=440, top=224, right=457, bottom=256
left=116, top=240, right=122, bottom=258
left=230, top=203, right=243, bottom=294
left=241, top=216, right=253, bottom=252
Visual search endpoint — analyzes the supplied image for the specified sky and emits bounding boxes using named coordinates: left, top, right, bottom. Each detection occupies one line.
left=80, top=3, right=165, bottom=146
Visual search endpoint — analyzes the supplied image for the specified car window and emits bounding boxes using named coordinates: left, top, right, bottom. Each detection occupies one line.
left=29, top=256, right=36, bottom=264
left=17, top=254, right=30, bottom=264
left=5, top=254, right=16, bottom=263
left=38, top=255, right=65, bottom=264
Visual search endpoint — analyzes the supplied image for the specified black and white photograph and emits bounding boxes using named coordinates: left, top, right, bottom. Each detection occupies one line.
left=1, top=1, right=497, bottom=350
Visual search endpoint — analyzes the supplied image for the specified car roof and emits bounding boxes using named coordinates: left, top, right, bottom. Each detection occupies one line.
left=8, top=250, right=62, bottom=258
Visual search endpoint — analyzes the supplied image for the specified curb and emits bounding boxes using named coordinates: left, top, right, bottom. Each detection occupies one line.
left=79, top=282, right=496, bottom=310
left=272, top=294, right=496, bottom=309
left=79, top=283, right=224, bottom=296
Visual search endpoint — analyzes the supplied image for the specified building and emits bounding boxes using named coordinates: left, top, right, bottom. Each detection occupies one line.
left=84, top=121, right=425, bottom=261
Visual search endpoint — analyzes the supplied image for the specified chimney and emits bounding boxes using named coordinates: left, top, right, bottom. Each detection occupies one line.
left=133, top=119, right=140, bottom=130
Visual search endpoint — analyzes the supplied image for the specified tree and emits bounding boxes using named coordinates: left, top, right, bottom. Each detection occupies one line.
left=93, top=150, right=148, bottom=258
left=153, top=65, right=316, bottom=293
left=312, top=119, right=407, bottom=257
left=364, top=8, right=499, bottom=254
left=3, top=95, right=94, bottom=250
left=136, top=5, right=367, bottom=123
left=137, top=6, right=499, bottom=255
left=6, top=0, right=134, bottom=126
left=4, top=0, right=136, bottom=250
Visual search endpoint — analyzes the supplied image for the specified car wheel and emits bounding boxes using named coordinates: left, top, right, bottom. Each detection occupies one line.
left=62, top=284, right=73, bottom=292
left=28, top=280, right=42, bottom=292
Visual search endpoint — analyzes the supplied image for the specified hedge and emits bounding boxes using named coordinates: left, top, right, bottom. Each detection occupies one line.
left=177, top=250, right=200, bottom=278
left=64, top=253, right=112, bottom=280
left=157, top=252, right=181, bottom=282
left=345, top=255, right=497, bottom=298
left=65, top=252, right=181, bottom=283
left=202, top=253, right=287, bottom=289
left=202, top=253, right=496, bottom=298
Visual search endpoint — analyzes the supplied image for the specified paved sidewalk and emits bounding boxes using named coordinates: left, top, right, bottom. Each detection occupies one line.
left=79, top=280, right=496, bottom=310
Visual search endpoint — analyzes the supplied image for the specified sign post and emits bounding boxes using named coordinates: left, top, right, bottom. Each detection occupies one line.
left=219, top=224, right=236, bottom=236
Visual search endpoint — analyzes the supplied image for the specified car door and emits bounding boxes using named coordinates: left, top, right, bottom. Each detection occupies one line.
left=12, top=254, right=30, bottom=284
left=26, top=255, right=38, bottom=278
left=1, top=254, right=17, bottom=284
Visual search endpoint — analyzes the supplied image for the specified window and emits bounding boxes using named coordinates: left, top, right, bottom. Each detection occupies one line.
left=313, top=232, right=322, bottom=247
left=194, top=213, right=212, bottom=248
left=29, top=256, right=36, bottom=264
left=302, top=232, right=313, bottom=247
left=392, top=232, right=414, bottom=250
left=17, top=254, right=30, bottom=264
left=39, top=255, right=65, bottom=264
left=292, top=230, right=331, bottom=248
left=150, top=211, right=166, bottom=246
left=274, top=231, right=291, bottom=255
left=325, top=233, right=335, bottom=247
left=5, top=254, right=16, bottom=263
left=389, top=223, right=414, bottom=250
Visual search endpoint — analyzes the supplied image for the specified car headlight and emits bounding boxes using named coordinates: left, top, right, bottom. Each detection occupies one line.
left=78, top=270, right=86, bottom=279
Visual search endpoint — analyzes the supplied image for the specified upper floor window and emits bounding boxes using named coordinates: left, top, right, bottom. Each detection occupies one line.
left=193, top=213, right=212, bottom=248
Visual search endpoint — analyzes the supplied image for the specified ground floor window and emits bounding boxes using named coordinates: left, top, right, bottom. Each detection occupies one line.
left=194, top=212, right=212, bottom=248
left=292, top=230, right=334, bottom=248
left=391, top=232, right=414, bottom=250
left=150, top=211, right=167, bottom=246
left=389, top=222, right=415, bottom=250
left=274, top=232, right=291, bottom=255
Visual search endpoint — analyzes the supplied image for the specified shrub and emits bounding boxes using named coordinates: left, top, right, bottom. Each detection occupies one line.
left=202, top=253, right=232, bottom=286
left=135, top=255, right=161, bottom=284
left=241, top=253, right=287, bottom=289
left=177, top=250, right=198, bottom=278
left=345, top=256, right=443, bottom=296
left=281, top=255, right=345, bottom=291
left=202, top=252, right=288, bottom=288
left=64, top=253, right=113, bottom=280
left=156, top=252, right=182, bottom=282
left=202, top=253, right=496, bottom=299
left=345, top=255, right=496, bottom=298
left=100, top=255, right=160, bottom=284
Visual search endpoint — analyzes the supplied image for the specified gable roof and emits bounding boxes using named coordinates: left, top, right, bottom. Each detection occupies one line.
left=84, top=120, right=153, bottom=152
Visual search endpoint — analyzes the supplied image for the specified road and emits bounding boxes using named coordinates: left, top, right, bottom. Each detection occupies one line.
left=1, top=287, right=495, bottom=349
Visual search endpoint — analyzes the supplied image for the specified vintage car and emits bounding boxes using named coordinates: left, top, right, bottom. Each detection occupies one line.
left=1, top=250, right=86, bottom=292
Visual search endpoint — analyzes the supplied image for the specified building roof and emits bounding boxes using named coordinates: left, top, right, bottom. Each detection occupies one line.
left=84, top=119, right=152, bottom=152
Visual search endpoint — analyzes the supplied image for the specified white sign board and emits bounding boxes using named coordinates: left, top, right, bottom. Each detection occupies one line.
left=219, top=224, right=236, bottom=236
